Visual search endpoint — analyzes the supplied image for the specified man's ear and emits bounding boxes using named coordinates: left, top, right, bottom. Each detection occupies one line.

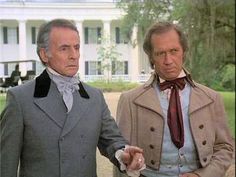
left=39, top=48, right=49, bottom=64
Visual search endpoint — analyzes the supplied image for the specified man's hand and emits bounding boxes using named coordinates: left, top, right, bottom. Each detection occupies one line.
left=120, top=145, right=145, bottom=171
left=180, top=173, right=200, bottom=177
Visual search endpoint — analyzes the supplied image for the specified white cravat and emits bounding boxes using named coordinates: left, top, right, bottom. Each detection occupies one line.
left=47, top=68, right=79, bottom=112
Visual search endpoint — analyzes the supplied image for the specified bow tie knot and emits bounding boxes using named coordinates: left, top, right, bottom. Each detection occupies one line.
left=57, top=80, right=79, bottom=94
left=160, top=77, right=186, bottom=91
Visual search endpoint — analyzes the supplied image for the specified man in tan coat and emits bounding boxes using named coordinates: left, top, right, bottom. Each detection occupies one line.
left=115, top=22, right=234, bottom=177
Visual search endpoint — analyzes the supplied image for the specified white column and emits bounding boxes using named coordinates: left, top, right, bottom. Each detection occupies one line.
left=18, top=20, right=27, bottom=76
left=102, top=20, right=111, bottom=81
left=130, top=25, right=139, bottom=82
left=75, top=20, right=85, bottom=81
left=103, top=20, right=111, bottom=39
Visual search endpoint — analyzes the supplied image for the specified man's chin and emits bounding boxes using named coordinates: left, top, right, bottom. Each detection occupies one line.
left=164, top=74, right=179, bottom=80
left=65, top=71, right=78, bottom=77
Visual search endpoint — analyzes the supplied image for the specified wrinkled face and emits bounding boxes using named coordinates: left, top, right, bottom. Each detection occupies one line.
left=40, top=27, right=80, bottom=77
left=151, top=29, right=184, bottom=80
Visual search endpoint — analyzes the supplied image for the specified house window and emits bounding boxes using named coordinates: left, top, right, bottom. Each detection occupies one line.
left=115, top=27, right=129, bottom=44
left=3, top=27, right=8, bottom=44
left=84, top=27, right=101, bottom=44
left=112, top=61, right=128, bottom=75
left=85, top=61, right=102, bottom=75
left=5, top=27, right=18, bottom=44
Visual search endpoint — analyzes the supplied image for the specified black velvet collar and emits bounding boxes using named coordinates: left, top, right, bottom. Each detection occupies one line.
left=34, top=70, right=90, bottom=99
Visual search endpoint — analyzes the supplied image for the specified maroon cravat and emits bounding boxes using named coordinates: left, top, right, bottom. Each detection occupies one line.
left=159, top=77, right=186, bottom=149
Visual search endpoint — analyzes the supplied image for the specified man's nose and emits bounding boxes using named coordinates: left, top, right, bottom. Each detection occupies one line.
left=163, top=52, right=173, bottom=64
left=69, top=48, right=79, bottom=59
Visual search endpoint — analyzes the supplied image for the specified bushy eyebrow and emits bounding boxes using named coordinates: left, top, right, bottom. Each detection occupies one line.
left=59, top=44, right=70, bottom=49
left=58, top=44, right=80, bottom=49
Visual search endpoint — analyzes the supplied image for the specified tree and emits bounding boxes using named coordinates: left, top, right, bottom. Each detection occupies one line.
left=116, top=0, right=173, bottom=45
left=117, top=0, right=235, bottom=90
left=96, top=36, right=122, bottom=82
left=170, top=0, right=235, bottom=89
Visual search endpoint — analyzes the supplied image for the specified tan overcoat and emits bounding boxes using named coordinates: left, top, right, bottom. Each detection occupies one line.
left=117, top=73, right=234, bottom=177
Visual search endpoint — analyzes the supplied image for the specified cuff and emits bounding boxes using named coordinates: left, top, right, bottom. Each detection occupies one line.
left=115, top=145, right=146, bottom=177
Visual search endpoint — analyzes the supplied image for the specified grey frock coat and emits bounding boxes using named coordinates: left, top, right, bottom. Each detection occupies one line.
left=0, top=70, right=127, bottom=177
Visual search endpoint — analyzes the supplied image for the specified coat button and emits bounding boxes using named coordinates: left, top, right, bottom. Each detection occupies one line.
left=203, top=157, right=207, bottom=162
left=199, top=124, right=204, bottom=129
left=150, top=160, right=155, bottom=165
left=202, top=140, right=207, bottom=145
left=149, top=144, right=154, bottom=149
left=150, top=127, right=155, bottom=131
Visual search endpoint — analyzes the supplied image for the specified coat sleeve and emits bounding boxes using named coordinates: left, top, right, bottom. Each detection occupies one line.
left=194, top=93, right=234, bottom=177
left=96, top=90, right=128, bottom=168
left=0, top=90, right=24, bottom=177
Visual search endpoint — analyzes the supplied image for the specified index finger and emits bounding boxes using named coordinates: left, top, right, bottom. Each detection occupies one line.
left=124, top=146, right=143, bottom=156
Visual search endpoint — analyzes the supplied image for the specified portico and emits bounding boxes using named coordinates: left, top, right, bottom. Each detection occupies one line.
left=0, top=0, right=151, bottom=82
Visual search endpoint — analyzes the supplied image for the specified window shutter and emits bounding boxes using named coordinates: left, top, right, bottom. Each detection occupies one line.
left=115, top=27, right=120, bottom=44
left=85, top=61, right=88, bottom=75
left=84, top=27, right=88, bottom=44
left=97, top=27, right=101, bottom=44
left=124, top=61, right=128, bottom=74
left=3, top=27, right=8, bottom=44
left=16, top=27, right=19, bottom=44
left=4, top=63, right=8, bottom=75
left=31, top=27, right=36, bottom=44
left=97, top=61, right=101, bottom=75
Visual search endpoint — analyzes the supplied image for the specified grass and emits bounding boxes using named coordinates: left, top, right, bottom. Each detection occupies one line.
left=0, top=90, right=235, bottom=137
left=87, top=80, right=140, bottom=92
left=0, top=94, right=5, bottom=113
left=219, top=91, right=235, bottom=138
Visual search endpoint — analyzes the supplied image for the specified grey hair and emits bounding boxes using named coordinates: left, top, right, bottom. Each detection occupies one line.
left=143, top=21, right=188, bottom=69
left=36, top=19, right=79, bottom=65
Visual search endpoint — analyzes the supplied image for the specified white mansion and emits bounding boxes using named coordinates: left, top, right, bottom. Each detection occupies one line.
left=0, top=0, right=151, bottom=83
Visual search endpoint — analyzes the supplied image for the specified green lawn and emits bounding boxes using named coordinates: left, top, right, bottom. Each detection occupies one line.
left=0, top=91, right=235, bottom=137
left=219, top=91, right=235, bottom=138
left=0, top=94, right=6, bottom=114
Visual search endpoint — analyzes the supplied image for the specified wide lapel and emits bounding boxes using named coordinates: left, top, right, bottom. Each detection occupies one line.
left=189, top=84, right=213, bottom=114
left=61, top=83, right=90, bottom=137
left=34, top=70, right=67, bottom=128
left=133, top=86, right=164, bottom=117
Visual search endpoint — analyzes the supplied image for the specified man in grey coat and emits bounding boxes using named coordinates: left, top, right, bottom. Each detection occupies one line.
left=0, top=19, right=145, bottom=177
